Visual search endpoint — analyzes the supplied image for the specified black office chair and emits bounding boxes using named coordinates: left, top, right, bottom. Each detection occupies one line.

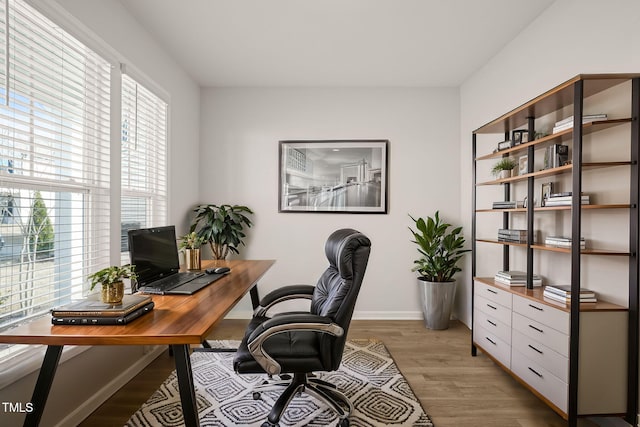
left=233, top=228, right=371, bottom=427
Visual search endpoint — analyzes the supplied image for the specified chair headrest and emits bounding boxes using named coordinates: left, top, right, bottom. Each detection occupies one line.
left=324, top=228, right=371, bottom=279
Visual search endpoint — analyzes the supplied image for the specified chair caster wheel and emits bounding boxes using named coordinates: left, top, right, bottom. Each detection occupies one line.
left=253, top=392, right=261, bottom=400
left=279, top=374, right=291, bottom=380
left=261, top=422, right=278, bottom=427
left=339, top=418, right=350, bottom=427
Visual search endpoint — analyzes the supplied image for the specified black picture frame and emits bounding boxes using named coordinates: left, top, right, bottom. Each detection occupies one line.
left=279, top=140, right=389, bottom=213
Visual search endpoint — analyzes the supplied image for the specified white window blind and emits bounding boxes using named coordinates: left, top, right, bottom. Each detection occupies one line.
left=0, top=0, right=111, bottom=332
left=120, top=74, right=167, bottom=257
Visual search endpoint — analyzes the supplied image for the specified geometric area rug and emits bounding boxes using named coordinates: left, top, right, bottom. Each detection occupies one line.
left=126, top=339, right=434, bottom=426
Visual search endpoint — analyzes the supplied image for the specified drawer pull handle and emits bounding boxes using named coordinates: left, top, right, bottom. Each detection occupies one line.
left=485, top=337, right=496, bottom=345
left=486, top=303, right=497, bottom=310
left=528, top=303, right=544, bottom=312
left=487, top=319, right=497, bottom=327
left=528, top=324, right=544, bottom=333
left=486, top=288, right=498, bottom=294
left=528, top=344, right=543, bottom=354
left=528, top=367, right=543, bottom=378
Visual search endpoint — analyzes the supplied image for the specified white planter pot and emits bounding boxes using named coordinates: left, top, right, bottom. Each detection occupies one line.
left=417, top=278, right=456, bottom=330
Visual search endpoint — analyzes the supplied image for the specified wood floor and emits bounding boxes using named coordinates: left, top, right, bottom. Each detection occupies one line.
left=80, top=319, right=604, bottom=427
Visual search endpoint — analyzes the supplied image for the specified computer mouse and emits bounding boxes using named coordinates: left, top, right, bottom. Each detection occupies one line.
left=205, top=267, right=230, bottom=275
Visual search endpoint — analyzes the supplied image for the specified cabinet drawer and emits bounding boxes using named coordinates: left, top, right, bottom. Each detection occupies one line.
left=475, top=294, right=511, bottom=326
left=513, top=312, right=569, bottom=357
left=474, top=307, right=511, bottom=345
left=513, top=294, right=569, bottom=334
left=475, top=281, right=512, bottom=309
left=512, top=348, right=567, bottom=414
left=474, top=324, right=511, bottom=368
left=512, top=329, right=568, bottom=381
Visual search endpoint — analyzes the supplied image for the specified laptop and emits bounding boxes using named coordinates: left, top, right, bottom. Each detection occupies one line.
left=128, top=225, right=221, bottom=295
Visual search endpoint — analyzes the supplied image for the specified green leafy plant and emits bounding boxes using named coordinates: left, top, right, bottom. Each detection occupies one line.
left=190, top=204, right=254, bottom=259
left=88, top=265, right=137, bottom=291
left=490, top=157, right=517, bottom=176
left=179, top=231, right=205, bottom=250
left=409, top=211, right=470, bottom=282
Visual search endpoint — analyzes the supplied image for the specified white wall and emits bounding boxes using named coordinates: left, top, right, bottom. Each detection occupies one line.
left=0, top=1, right=201, bottom=426
left=199, top=87, right=462, bottom=319
left=459, top=0, right=640, bottom=326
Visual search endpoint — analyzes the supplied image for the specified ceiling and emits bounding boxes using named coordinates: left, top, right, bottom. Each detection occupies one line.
left=119, top=0, right=556, bottom=88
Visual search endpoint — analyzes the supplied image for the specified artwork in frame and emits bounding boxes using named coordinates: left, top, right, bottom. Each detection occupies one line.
left=279, top=140, right=388, bottom=213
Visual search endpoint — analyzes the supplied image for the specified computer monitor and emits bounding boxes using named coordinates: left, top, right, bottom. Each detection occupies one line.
left=128, top=225, right=180, bottom=288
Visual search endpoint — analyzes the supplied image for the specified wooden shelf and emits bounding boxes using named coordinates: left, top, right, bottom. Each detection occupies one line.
left=474, top=277, right=627, bottom=312
left=476, top=119, right=632, bottom=161
left=477, top=162, right=630, bottom=186
left=476, top=204, right=631, bottom=213
left=473, top=74, right=640, bottom=135
left=477, top=239, right=629, bottom=255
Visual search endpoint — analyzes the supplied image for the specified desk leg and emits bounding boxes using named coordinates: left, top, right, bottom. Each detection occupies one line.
left=171, top=344, right=200, bottom=427
left=24, top=345, right=63, bottom=427
left=250, top=284, right=260, bottom=310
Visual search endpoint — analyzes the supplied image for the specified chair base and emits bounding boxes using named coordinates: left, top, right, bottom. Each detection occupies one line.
left=252, top=372, right=353, bottom=427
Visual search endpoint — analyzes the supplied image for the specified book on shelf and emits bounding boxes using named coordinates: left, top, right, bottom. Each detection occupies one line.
left=51, top=294, right=152, bottom=318
left=497, top=140, right=514, bottom=151
left=492, top=200, right=524, bottom=209
left=543, top=194, right=590, bottom=206
left=498, top=228, right=528, bottom=243
left=498, top=229, right=527, bottom=236
left=544, top=284, right=596, bottom=298
left=544, top=236, right=586, bottom=248
left=543, top=289, right=597, bottom=304
left=552, top=114, right=608, bottom=133
left=494, top=270, right=542, bottom=287
left=51, top=301, right=155, bottom=325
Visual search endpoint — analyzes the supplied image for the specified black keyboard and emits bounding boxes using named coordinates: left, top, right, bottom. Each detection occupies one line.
left=141, top=272, right=204, bottom=293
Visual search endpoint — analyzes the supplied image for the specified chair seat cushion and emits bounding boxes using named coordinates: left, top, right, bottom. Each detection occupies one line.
left=233, top=316, right=326, bottom=374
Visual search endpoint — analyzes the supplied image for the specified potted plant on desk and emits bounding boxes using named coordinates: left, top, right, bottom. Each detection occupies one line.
left=88, top=265, right=137, bottom=304
left=409, top=211, right=469, bottom=330
left=179, top=231, right=205, bottom=270
left=190, top=204, right=254, bottom=260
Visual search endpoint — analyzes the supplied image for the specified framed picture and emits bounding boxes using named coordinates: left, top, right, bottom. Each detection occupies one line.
left=279, top=140, right=388, bottom=213
left=511, top=130, right=529, bottom=146
left=518, top=155, right=528, bottom=176
left=540, top=182, right=554, bottom=207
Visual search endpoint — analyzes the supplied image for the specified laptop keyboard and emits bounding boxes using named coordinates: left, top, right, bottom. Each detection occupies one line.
left=146, top=272, right=204, bottom=291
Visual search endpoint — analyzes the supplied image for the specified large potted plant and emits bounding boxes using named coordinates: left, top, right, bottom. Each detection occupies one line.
left=409, top=211, right=469, bottom=329
left=88, top=264, right=137, bottom=304
left=190, top=204, right=254, bottom=260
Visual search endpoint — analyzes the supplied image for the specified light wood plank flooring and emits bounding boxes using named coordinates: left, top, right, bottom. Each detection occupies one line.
left=80, top=320, right=607, bottom=427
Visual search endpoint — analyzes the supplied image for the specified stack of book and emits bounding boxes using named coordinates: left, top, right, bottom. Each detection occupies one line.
left=543, top=284, right=597, bottom=304
left=544, top=236, right=586, bottom=249
left=552, top=113, right=607, bottom=133
left=494, top=270, right=542, bottom=287
left=543, top=192, right=590, bottom=207
left=498, top=228, right=527, bottom=243
left=50, top=294, right=154, bottom=325
left=543, top=144, right=569, bottom=169
left=492, top=200, right=524, bottom=209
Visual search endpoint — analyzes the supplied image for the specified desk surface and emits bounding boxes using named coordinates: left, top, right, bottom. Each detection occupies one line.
left=0, top=259, right=274, bottom=347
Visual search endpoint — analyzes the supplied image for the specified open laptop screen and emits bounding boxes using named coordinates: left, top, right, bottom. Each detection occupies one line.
left=128, top=225, right=180, bottom=286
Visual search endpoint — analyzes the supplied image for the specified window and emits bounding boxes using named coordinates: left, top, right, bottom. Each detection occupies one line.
left=120, top=74, right=168, bottom=259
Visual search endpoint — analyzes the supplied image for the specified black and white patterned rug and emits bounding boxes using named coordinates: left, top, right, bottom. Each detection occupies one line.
left=126, top=339, right=433, bottom=426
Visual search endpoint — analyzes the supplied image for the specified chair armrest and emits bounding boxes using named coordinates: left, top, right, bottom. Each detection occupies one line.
left=247, top=313, right=344, bottom=375
left=254, top=285, right=315, bottom=317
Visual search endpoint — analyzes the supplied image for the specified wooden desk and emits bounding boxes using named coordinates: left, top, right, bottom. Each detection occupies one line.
left=0, top=259, right=274, bottom=427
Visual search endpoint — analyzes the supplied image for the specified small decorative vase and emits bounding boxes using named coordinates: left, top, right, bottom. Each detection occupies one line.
left=101, top=281, right=125, bottom=304
left=185, top=248, right=201, bottom=270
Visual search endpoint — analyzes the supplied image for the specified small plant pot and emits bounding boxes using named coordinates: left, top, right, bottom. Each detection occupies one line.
left=417, top=278, right=456, bottom=330
left=101, top=281, right=125, bottom=304
left=498, top=169, right=512, bottom=179
left=185, top=248, right=201, bottom=270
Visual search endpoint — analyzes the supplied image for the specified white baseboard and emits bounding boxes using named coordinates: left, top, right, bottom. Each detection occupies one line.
left=224, top=310, right=424, bottom=320
left=54, top=345, right=165, bottom=427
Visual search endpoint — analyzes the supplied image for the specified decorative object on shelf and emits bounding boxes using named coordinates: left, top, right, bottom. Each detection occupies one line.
left=518, top=155, right=528, bottom=176
left=543, top=144, right=569, bottom=169
left=190, top=204, right=254, bottom=260
left=87, top=264, right=137, bottom=304
left=511, top=129, right=529, bottom=145
left=278, top=139, right=389, bottom=213
left=179, top=231, right=205, bottom=270
left=540, top=182, right=554, bottom=206
left=490, top=157, right=517, bottom=179
left=552, top=113, right=607, bottom=134
left=409, top=211, right=469, bottom=330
